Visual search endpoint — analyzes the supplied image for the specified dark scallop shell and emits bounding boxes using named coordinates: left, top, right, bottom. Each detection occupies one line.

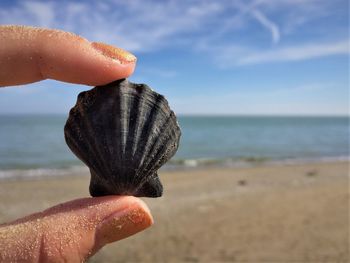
left=64, top=79, right=181, bottom=198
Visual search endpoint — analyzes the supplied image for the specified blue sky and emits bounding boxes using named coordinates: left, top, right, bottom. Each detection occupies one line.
left=0, top=0, right=348, bottom=115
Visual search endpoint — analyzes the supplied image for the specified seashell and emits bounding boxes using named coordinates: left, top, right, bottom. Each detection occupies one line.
left=64, top=79, right=181, bottom=198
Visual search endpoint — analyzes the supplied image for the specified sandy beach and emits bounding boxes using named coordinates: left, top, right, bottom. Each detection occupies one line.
left=0, top=161, right=348, bottom=262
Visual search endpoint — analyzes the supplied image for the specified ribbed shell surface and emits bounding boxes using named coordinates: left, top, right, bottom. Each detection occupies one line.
left=64, top=79, right=181, bottom=197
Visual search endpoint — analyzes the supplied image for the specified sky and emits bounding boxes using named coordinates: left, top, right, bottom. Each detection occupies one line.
left=0, top=0, right=348, bottom=116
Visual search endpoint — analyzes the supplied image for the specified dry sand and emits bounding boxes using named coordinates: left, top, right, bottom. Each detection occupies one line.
left=0, top=161, right=349, bottom=262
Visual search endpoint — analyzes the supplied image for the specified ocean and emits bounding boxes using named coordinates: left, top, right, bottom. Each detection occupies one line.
left=0, top=115, right=348, bottom=179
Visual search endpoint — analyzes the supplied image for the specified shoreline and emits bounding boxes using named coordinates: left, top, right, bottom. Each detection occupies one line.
left=0, top=157, right=349, bottom=181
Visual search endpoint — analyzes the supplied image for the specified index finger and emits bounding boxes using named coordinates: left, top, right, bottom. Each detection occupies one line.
left=0, top=25, right=137, bottom=87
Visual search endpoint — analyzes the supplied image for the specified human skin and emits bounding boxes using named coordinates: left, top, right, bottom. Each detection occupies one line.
left=0, top=25, right=153, bottom=262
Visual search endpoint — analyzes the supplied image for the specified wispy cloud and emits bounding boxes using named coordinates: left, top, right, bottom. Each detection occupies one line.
left=237, top=39, right=349, bottom=65
left=21, top=1, right=55, bottom=27
left=0, top=0, right=347, bottom=66
left=250, top=9, right=280, bottom=43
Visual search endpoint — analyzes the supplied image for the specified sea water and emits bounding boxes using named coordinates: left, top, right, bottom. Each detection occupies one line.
left=0, top=115, right=348, bottom=178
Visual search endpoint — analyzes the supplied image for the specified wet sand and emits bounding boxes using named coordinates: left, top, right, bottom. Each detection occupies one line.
left=0, top=161, right=349, bottom=262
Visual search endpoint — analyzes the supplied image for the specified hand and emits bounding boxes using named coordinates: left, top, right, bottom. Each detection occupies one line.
left=0, top=25, right=153, bottom=262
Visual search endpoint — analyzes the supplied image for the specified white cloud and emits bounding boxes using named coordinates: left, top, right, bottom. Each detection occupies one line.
left=250, top=9, right=280, bottom=43
left=22, top=1, right=55, bottom=27
left=237, top=40, right=349, bottom=65
left=0, top=1, right=55, bottom=27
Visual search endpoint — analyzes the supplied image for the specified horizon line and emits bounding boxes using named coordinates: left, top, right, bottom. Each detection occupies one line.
left=0, top=113, right=349, bottom=118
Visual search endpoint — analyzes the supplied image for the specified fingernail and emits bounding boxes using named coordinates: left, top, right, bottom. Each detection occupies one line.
left=91, top=42, right=137, bottom=64
left=95, top=206, right=153, bottom=245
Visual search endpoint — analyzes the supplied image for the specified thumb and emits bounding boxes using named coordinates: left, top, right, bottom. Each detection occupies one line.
left=0, top=196, right=153, bottom=262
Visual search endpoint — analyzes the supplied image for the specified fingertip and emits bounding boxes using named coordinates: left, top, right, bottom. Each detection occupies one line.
left=94, top=196, right=153, bottom=251
left=126, top=196, right=154, bottom=226
left=36, top=31, right=137, bottom=85
left=91, top=42, right=137, bottom=65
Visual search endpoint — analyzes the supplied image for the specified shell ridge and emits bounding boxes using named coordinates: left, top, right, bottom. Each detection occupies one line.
left=128, top=91, right=166, bottom=189
left=64, top=128, right=91, bottom=167
left=132, top=132, right=174, bottom=194
left=129, top=94, right=168, bottom=187
left=131, top=86, right=149, bottom=160
left=140, top=116, right=181, bottom=179
left=133, top=112, right=174, bottom=183
left=119, top=82, right=131, bottom=157
left=76, top=99, right=113, bottom=178
left=100, top=84, right=126, bottom=191
left=125, top=84, right=143, bottom=168
left=65, top=110, right=106, bottom=177
left=136, top=111, right=178, bottom=171
left=118, top=82, right=133, bottom=190
left=109, top=84, right=123, bottom=187
left=123, top=83, right=144, bottom=190
left=135, top=94, right=167, bottom=166
left=97, top=98, right=124, bottom=191
left=130, top=87, right=161, bottom=165
left=131, top=89, right=157, bottom=166
left=139, top=124, right=178, bottom=181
